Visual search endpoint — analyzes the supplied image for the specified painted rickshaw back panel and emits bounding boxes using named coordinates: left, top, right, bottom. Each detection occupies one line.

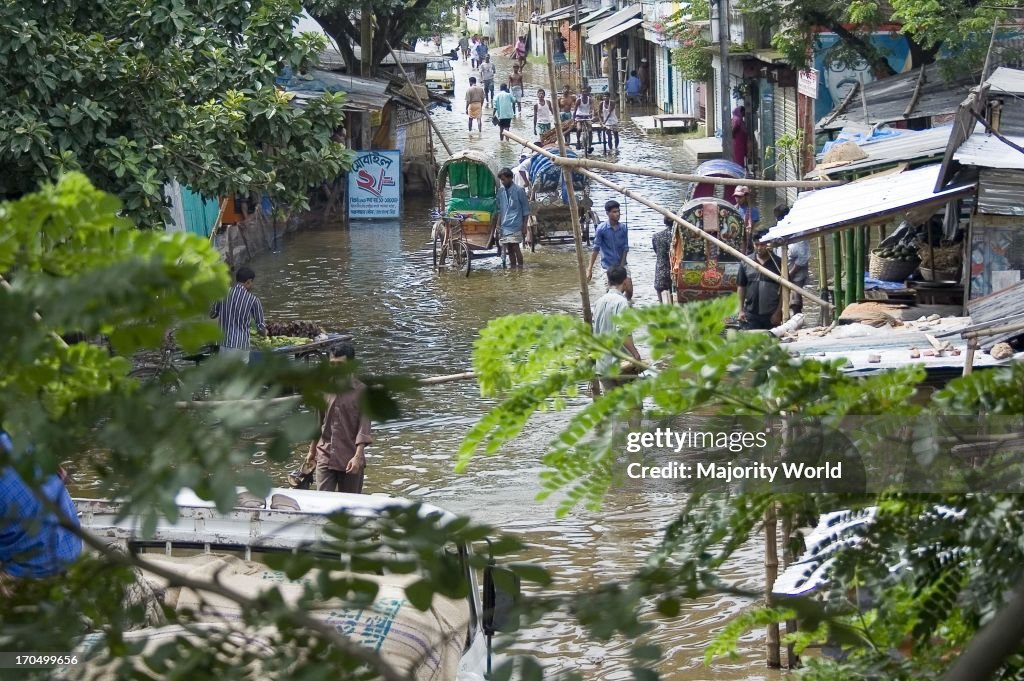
left=670, top=159, right=750, bottom=303
left=436, top=150, right=501, bottom=250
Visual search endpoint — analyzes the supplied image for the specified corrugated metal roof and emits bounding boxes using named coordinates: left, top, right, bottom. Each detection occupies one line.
left=987, top=66, right=1024, bottom=95
left=318, top=45, right=437, bottom=70
left=538, top=5, right=576, bottom=22
left=977, top=167, right=1024, bottom=215
left=763, top=164, right=976, bottom=245
left=587, top=16, right=644, bottom=45
left=572, top=7, right=612, bottom=28
left=818, top=63, right=979, bottom=131
left=586, top=4, right=642, bottom=38
left=280, top=70, right=391, bottom=111
left=809, top=125, right=954, bottom=178
left=953, top=122, right=1024, bottom=169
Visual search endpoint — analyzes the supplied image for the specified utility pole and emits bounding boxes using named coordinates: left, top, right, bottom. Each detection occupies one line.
left=361, top=4, right=373, bottom=78
left=714, top=0, right=732, bottom=160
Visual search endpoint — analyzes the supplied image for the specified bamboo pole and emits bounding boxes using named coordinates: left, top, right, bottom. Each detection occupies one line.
left=765, top=499, right=781, bottom=667
left=855, top=226, right=865, bottom=300
left=544, top=33, right=600, bottom=399
left=385, top=42, right=453, bottom=157
left=817, top=235, right=830, bottom=325
left=963, top=337, right=977, bottom=376
left=832, top=232, right=844, bottom=313
left=504, top=131, right=836, bottom=312
left=780, top=244, right=791, bottom=322
left=844, top=229, right=856, bottom=307
left=504, top=153, right=841, bottom=190
left=781, top=509, right=799, bottom=668
left=418, top=371, right=477, bottom=385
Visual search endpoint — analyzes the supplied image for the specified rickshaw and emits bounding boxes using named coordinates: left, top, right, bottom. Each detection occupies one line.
left=432, top=151, right=504, bottom=276
left=525, top=147, right=598, bottom=247
left=669, top=159, right=750, bottom=303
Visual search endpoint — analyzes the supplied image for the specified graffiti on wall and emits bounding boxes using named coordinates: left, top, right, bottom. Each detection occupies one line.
left=812, top=32, right=912, bottom=121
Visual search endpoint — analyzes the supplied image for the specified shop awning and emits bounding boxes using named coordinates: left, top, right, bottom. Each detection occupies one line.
left=537, top=5, right=576, bottom=22
left=762, top=164, right=976, bottom=245
left=571, top=7, right=612, bottom=29
left=585, top=4, right=643, bottom=44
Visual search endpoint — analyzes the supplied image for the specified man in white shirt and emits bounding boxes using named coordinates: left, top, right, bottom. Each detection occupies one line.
left=593, top=265, right=641, bottom=392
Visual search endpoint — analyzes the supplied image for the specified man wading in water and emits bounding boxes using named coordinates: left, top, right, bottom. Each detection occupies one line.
left=305, top=342, right=373, bottom=493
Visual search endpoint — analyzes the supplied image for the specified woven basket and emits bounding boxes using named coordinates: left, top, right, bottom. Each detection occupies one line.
left=918, top=266, right=961, bottom=282
left=869, top=252, right=918, bottom=282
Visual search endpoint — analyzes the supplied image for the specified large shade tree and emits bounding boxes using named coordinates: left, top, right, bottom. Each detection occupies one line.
left=0, top=0, right=352, bottom=224
left=306, top=0, right=472, bottom=74
left=737, top=0, right=1020, bottom=77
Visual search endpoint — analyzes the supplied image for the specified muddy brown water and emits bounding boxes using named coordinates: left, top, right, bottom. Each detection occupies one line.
left=78, top=54, right=785, bottom=679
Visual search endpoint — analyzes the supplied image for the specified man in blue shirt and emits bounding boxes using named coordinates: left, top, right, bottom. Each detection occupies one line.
left=588, top=200, right=629, bottom=284
left=496, top=167, right=531, bottom=269
left=493, top=84, right=515, bottom=140
left=0, top=431, right=82, bottom=581
left=625, top=70, right=642, bottom=104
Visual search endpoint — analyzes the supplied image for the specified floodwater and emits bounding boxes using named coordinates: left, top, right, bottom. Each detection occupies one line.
left=123, top=52, right=784, bottom=679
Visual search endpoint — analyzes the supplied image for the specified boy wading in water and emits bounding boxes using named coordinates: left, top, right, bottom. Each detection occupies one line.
left=509, top=65, right=525, bottom=116
left=533, top=88, right=555, bottom=136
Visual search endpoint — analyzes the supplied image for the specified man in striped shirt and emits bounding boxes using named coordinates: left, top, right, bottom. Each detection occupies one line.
left=210, top=266, right=267, bottom=363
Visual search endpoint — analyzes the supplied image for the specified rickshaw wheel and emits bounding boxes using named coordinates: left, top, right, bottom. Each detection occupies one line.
left=452, top=239, right=471, bottom=277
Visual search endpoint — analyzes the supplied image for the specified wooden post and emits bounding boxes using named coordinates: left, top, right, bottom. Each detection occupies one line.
left=855, top=226, right=865, bottom=300
left=546, top=33, right=599, bottom=398
left=832, top=232, right=844, bottom=313
left=360, top=4, right=373, bottom=78
left=817, top=235, right=830, bottom=325
left=781, top=244, right=791, bottom=322
left=765, top=500, right=781, bottom=667
left=781, top=509, right=799, bottom=668
left=963, top=337, right=978, bottom=376
left=844, top=229, right=856, bottom=307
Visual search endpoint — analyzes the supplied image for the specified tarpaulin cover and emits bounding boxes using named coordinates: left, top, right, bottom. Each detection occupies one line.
left=69, top=553, right=471, bottom=681
left=528, top=148, right=585, bottom=203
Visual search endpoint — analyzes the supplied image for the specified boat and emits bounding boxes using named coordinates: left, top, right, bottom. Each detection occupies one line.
left=70, top=488, right=518, bottom=680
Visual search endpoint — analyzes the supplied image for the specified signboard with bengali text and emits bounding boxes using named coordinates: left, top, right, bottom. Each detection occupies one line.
left=348, top=150, right=402, bottom=219
left=798, top=68, right=819, bottom=99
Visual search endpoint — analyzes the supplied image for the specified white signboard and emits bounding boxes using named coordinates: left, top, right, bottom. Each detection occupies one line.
left=348, top=150, right=402, bottom=219
left=588, top=77, right=610, bottom=95
left=798, top=68, right=819, bottom=99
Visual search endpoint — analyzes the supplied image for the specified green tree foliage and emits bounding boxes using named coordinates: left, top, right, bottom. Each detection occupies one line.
left=737, top=0, right=1019, bottom=76
left=306, top=0, right=476, bottom=75
left=460, top=297, right=1024, bottom=678
left=0, top=175, right=548, bottom=680
left=0, top=0, right=353, bottom=224
left=662, top=0, right=714, bottom=82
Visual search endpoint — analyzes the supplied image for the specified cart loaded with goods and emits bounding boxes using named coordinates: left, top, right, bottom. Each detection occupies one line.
left=250, top=320, right=351, bottom=362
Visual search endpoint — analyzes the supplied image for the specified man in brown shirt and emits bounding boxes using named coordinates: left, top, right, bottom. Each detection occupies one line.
left=305, top=342, right=373, bottom=493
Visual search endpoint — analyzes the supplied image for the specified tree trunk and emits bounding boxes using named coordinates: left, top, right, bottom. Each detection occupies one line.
left=907, top=37, right=942, bottom=69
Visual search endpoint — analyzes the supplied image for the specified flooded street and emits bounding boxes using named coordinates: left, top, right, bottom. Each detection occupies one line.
left=245, top=54, right=777, bottom=679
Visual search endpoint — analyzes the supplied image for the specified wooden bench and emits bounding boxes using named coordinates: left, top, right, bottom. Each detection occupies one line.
left=652, top=114, right=697, bottom=131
